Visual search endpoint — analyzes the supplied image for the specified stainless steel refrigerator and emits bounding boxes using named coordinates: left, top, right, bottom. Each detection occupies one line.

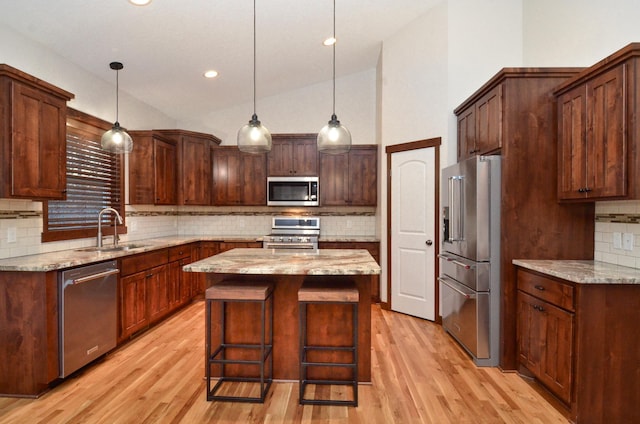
left=438, top=155, right=501, bottom=366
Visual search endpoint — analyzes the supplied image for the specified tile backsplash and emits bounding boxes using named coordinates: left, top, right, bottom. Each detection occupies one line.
left=595, top=200, right=640, bottom=268
left=0, top=200, right=377, bottom=259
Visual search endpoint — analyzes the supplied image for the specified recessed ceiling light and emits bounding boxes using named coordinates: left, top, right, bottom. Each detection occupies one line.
left=323, top=37, right=336, bottom=46
left=128, top=0, right=152, bottom=6
left=204, top=70, right=219, bottom=79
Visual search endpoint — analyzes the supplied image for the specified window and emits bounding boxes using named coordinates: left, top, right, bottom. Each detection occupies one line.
left=42, top=108, right=126, bottom=242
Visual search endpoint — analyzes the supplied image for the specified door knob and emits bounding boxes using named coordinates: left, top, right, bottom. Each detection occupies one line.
left=426, top=240, right=433, bottom=246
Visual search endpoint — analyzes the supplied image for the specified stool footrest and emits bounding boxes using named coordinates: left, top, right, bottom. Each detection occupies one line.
left=209, top=344, right=273, bottom=365
left=208, top=377, right=273, bottom=403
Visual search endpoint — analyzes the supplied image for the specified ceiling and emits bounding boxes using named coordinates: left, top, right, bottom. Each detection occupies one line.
left=0, top=0, right=441, bottom=126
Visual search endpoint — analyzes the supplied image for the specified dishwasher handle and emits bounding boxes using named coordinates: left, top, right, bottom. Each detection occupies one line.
left=70, top=268, right=119, bottom=286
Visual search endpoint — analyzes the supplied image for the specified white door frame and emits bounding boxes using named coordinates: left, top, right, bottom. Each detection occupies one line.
left=384, top=137, right=441, bottom=320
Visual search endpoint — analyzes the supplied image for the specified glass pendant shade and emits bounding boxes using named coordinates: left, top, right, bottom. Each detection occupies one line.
left=101, top=122, right=134, bottom=153
left=317, top=113, right=351, bottom=155
left=237, top=113, right=272, bottom=154
left=318, top=0, right=351, bottom=155
left=102, top=61, right=133, bottom=154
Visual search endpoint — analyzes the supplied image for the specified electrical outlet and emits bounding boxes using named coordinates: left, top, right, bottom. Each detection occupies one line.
left=623, top=233, right=634, bottom=251
left=613, top=232, right=622, bottom=249
left=7, top=227, right=16, bottom=243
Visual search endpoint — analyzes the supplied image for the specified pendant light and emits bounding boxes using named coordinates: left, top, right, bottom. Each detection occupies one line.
left=317, top=0, right=351, bottom=155
left=101, top=61, right=133, bottom=154
left=237, top=0, right=272, bottom=154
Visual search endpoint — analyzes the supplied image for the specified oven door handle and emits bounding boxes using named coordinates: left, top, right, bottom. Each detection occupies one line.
left=264, top=243, right=316, bottom=249
left=438, top=276, right=476, bottom=299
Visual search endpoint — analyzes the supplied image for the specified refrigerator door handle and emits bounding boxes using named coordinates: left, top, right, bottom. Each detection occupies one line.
left=438, top=276, right=476, bottom=299
left=448, top=175, right=464, bottom=241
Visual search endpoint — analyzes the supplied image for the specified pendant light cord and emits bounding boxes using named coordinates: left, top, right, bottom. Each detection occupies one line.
left=115, top=68, right=120, bottom=123
left=332, top=0, right=336, bottom=116
left=253, top=0, right=257, bottom=117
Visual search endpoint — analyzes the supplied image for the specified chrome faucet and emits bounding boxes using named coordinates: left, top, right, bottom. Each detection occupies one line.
left=97, top=207, right=124, bottom=248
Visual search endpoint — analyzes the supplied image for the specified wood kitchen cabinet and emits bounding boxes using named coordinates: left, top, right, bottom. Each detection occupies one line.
left=517, top=272, right=574, bottom=404
left=319, top=145, right=378, bottom=206
left=168, top=244, right=193, bottom=310
left=128, top=131, right=178, bottom=205
left=0, top=64, right=74, bottom=200
left=554, top=44, right=640, bottom=201
left=454, top=84, right=502, bottom=161
left=516, top=267, right=640, bottom=423
left=268, top=133, right=318, bottom=176
left=455, top=68, right=595, bottom=371
left=211, top=146, right=267, bottom=205
left=119, top=249, right=169, bottom=340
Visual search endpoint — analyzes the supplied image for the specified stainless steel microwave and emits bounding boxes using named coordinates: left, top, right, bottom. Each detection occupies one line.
left=267, top=176, right=319, bottom=206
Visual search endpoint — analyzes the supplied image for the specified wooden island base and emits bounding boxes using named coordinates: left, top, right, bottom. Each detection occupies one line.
left=205, top=273, right=372, bottom=382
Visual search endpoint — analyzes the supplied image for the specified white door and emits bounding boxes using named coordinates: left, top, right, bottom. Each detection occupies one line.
left=390, top=148, right=436, bottom=320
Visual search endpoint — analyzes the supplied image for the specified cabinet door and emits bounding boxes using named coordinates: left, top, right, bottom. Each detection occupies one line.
left=476, top=85, right=502, bottom=154
left=268, top=136, right=318, bottom=176
left=128, top=132, right=155, bottom=204
left=348, top=147, right=377, bottom=206
left=517, top=291, right=573, bottom=404
left=319, top=152, right=349, bottom=206
left=9, top=82, right=67, bottom=199
left=291, top=138, right=318, bottom=175
left=457, top=107, right=477, bottom=161
left=241, top=152, right=267, bottom=205
left=212, top=147, right=242, bottom=205
left=120, top=271, right=148, bottom=338
left=557, top=86, right=588, bottom=200
left=154, top=138, right=177, bottom=205
left=169, top=258, right=192, bottom=310
left=268, top=140, right=294, bottom=175
left=180, top=135, right=211, bottom=205
left=586, top=64, right=627, bottom=198
left=147, top=264, right=170, bottom=324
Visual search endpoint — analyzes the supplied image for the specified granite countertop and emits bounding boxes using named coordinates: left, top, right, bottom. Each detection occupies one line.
left=513, top=259, right=640, bottom=284
left=184, top=248, right=381, bottom=276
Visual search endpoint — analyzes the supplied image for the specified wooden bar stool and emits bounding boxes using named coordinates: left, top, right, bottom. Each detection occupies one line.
left=205, top=281, right=273, bottom=403
left=298, top=279, right=359, bottom=406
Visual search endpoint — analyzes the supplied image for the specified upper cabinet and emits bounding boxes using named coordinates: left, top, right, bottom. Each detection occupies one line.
left=554, top=44, right=640, bottom=201
left=211, top=146, right=267, bottom=206
left=128, top=129, right=220, bottom=206
left=320, top=145, right=378, bottom=206
left=128, top=131, right=178, bottom=205
left=0, top=64, right=74, bottom=200
left=267, top=134, right=318, bottom=176
left=454, top=84, right=502, bottom=161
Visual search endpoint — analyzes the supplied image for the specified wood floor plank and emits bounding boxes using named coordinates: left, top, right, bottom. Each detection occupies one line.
left=0, top=301, right=570, bottom=423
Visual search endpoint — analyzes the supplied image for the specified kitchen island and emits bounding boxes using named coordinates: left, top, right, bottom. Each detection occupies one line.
left=183, top=248, right=381, bottom=382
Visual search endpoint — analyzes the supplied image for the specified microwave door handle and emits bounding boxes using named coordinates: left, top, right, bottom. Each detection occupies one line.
left=448, top=175, right=464, bottom=241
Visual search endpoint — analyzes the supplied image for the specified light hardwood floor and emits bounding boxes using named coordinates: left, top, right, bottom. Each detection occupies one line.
left=0, top=302, right=570, bottom=423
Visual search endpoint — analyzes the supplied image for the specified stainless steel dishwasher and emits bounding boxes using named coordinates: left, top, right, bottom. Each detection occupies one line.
left=59, top=260, right=119, bottom=377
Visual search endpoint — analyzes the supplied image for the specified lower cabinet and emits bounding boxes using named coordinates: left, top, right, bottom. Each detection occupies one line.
left=516, top=267, right=640, bottom=423
left=168, top=244, right=193, bottom=310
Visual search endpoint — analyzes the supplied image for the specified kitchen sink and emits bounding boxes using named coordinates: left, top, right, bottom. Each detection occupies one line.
left=76, top=243, right=148, bottom=252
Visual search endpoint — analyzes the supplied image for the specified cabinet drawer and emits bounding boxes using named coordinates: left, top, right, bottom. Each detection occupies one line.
left=517, top=269, right=574, bottom=311
left=169, top=245, right=191, bottom=262
left=121, top=249, right=168, bottom=276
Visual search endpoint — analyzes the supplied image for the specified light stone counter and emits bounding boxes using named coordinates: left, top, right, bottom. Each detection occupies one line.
left=512, top=259, right=640, bottom=284
left=0, top=236, right=262, bottom=272
left=184, top=248, right=381, bottom=275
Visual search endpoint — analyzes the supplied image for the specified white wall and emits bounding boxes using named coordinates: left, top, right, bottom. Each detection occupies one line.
left=0, top=25, right=175, bottom=130
left=523, top=0, right=640, bottom=67
left=178, top=69, right=377, bottom=147
left=378, top=0, right=523, bottom=302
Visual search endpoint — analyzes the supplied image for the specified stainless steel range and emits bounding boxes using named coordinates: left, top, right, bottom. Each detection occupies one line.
left=263, top=216, right=320, bottom=249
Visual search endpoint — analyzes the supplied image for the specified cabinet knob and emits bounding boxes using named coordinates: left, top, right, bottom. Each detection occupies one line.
left=534, top=285, right=545, bottom=291
left=534, top=305, right=545, bottom=312
left=426, top=240, right=433, bottom=246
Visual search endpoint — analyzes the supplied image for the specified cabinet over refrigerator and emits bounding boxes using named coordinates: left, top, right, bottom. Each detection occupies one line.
left=438, top=155, right=501, bottom=366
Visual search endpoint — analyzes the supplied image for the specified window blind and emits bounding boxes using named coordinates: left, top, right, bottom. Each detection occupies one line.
left=42, top=109, right=125, bottom=242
